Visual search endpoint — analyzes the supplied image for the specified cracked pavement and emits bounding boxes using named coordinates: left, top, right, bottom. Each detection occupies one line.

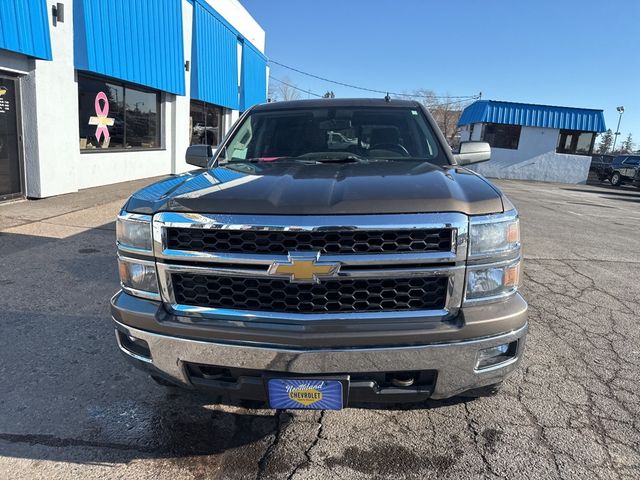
left=0, top=178, right=639, bottom=479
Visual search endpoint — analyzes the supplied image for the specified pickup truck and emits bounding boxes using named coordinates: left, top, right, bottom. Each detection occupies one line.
left=111, top=98, right=527, bottom=409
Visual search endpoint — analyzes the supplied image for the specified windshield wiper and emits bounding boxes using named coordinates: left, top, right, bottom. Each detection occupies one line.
left=223, top=154, right=370, bottom=164
left=314, top=155, right=367, bottom=163
left=296, top=153, right=369, bottom=163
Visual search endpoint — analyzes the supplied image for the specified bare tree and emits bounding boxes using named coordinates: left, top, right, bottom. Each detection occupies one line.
left=268, top=76, right=301, bottom=102
left=267, top=81, right=278, bottom=102
left=405, top=89, right=469, bottom=148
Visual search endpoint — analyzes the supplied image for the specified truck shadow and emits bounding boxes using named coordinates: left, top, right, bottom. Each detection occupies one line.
left=0, top=225, right=467, bottom=468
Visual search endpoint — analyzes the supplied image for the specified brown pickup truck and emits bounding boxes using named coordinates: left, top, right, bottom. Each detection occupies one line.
left=111, top=98, right=527, bottom=409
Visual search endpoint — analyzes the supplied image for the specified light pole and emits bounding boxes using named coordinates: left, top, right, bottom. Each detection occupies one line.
left=612, top=106, right=624, bottom=153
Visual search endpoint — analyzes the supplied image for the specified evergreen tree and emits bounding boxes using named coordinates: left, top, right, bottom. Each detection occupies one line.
left=621, top=133, right=634, bottom=153
left=597, top=129, right=613, bottom=154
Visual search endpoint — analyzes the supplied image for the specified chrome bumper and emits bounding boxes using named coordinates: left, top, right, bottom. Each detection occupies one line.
left=114, top=319, right=527, bottom=400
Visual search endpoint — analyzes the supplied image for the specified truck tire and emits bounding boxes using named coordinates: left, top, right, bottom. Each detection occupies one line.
left=610, top=172, right=622, bottom=186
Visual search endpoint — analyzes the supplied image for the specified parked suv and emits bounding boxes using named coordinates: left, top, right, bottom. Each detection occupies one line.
left=588, top=154, right=614, bottom=182
left=111, top=99, right=527, bottom=409
left=609, top=155, right=640, bottom=187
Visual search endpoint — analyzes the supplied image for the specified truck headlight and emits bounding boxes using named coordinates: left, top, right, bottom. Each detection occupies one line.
left=116, top=211, right=158, bottom=300
left=469, top=214, right=519, bottom=258
left=116, top=213, right=153, bottom=252
left=118, top=256, right=160, bottom=299
left=466, top=260, right=520, bottom=300
left=465, top=210, right=521, bottom=304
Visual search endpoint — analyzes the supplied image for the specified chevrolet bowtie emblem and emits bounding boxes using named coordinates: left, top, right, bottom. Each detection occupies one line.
left=268, top=252, right=340, bottom=283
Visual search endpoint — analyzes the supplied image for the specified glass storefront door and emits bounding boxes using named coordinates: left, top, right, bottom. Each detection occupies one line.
left=0, top=76, right=22, bottom=200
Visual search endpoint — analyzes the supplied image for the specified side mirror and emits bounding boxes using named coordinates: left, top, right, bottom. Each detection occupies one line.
left=453, top=141, right=491, bottom=166
left=185, top=144, right=213, bottom=169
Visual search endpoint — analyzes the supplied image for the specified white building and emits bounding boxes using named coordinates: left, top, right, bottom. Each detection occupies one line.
left=0, top=0, right=267, bottom=201
left=458, top=100, right=606, bottom=184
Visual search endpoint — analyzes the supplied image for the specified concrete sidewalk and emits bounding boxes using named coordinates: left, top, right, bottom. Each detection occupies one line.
left=0, top=176, right=167, bottom=237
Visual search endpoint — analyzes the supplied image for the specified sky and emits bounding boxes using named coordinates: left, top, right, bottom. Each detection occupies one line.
left=241, top=0, right=640, bottom=145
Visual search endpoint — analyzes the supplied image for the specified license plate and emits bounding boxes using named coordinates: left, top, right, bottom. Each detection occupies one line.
left=267, top=379, right=343, bottom=410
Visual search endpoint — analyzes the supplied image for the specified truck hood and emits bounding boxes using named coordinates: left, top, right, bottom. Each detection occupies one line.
left=125, top=161, right=505, bottom=215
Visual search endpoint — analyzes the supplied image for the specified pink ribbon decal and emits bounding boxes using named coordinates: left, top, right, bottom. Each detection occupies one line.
left=88, top=91, right=114, bottom=143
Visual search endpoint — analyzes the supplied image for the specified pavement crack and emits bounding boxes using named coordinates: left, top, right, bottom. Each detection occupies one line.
left=463, top=403, right=500, bottom=478
left=255, top=410, right=286, bottom=480
left=287, top=410, right=325, bottom=480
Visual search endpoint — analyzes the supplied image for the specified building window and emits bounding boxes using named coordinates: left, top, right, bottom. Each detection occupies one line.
left=190, top=100, right=222, bottom=146
left=78, top=73, right=161, bottom=151
left=482, top=123, right=521, bottom=150
left=556, top=130, right=595, bottom=155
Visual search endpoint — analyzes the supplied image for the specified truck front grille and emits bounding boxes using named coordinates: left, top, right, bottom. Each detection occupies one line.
left=172, top=273, right=448, bottom=314
left=166, top=227, right=452, bottom=255
left=154, top=212, right=467, bottom=321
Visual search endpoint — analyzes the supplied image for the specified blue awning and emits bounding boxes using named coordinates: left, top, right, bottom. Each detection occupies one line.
left=241, top=42, right=267, bottom=110
left=458, top=100, right=606, bottom=133
left=0, top=0, right=51, bottom=60
left=73, top=0, right=185, bottom=95
left=191, top=0, right=239, bottom=109
left=191, top=0, right=266, bottom=111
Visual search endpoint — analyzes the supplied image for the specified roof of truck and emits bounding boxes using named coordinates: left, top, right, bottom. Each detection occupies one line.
left=253, top=98, right=422, bottom=111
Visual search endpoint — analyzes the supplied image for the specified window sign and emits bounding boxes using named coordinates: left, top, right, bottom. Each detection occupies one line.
left=78, top=73, right=160, bottom=151
left=88, top=91, right=115, bottom=146
left=0, top=85, right=12, bottom=114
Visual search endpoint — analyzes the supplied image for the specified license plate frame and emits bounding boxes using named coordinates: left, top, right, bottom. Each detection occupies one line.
left=266, top=376, right=349, bottom=410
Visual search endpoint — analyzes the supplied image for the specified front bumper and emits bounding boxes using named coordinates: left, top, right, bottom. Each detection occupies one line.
left=111, top=293, right=528, bottom=402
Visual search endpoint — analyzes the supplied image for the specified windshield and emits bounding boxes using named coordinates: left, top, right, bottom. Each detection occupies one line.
left=220, top=106, right=449, bottom=165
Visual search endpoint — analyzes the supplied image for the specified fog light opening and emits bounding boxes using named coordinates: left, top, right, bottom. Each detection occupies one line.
left=117, top=331, right=152, bottom=361
left=476, top=341, right=518, bottom=370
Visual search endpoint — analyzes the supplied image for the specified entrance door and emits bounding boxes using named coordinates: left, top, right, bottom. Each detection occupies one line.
left=0, top=77, right=22, bottom=200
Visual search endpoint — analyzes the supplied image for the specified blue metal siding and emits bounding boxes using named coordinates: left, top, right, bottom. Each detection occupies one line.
left=458, top=100, right=606, bottom=132
left=191, top=1, right=239, bottom=109
left=241, top=42, right=267, bottom=110
left=0, top=0, right=51, bottom=60
left=73, top=0, right=185, bottom=95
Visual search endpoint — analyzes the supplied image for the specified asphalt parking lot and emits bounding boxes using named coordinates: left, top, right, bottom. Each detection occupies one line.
left=0, top=178, right=639, bottom=479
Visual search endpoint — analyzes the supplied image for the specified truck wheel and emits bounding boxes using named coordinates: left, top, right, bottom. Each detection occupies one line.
left=610, top=172, right=622, bottom=186
left=458, top=382, right=503, bottom=398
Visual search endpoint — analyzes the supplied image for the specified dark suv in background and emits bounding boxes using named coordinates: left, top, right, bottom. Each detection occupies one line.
left=588, top=154, right=614, bottom=182
left=589, top=154, right=640, bottom=187
left=609, top=155, right=640, bottom=187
